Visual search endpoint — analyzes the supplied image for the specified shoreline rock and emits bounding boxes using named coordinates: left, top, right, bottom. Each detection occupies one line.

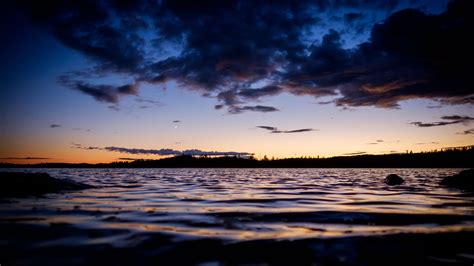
left=384, top=174, right=405, bottom=186
left=440, top=169, right=474, bottom=190
left=0, top=172, right=94, bottom=198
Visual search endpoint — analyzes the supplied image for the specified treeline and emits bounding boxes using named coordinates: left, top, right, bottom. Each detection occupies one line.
left=1, top=145, right=473, bottom=168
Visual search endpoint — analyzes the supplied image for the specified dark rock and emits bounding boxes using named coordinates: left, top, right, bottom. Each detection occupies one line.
left=440, top=169, right=474, bottom=190
left=0, top=172, right=94, bottom=198
left=384, top=174, right=405, bottom=186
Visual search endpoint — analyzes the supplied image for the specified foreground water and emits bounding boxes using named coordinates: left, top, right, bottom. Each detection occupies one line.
left=1, top=168, right=474, bottom=265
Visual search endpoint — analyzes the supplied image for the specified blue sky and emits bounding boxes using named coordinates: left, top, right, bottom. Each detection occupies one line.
left=0, top=0, right=472, bottom=163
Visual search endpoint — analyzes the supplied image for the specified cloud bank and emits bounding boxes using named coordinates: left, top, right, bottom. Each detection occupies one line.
left=72, top=143, right=252, bottom=157
left=19, top=0, right=473, bottom=112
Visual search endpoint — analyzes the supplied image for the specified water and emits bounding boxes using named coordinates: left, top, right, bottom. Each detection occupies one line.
left=1, top=168, right=474, bottom=265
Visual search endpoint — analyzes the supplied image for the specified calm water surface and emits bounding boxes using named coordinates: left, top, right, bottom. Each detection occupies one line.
left=1, top=168, right=474, bottom=265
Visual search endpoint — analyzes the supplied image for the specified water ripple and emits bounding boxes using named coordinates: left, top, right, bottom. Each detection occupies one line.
left=1, top=168, right=473, bottom=264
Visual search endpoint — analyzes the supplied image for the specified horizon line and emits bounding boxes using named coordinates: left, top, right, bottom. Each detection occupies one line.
left=1, top=145, right=472, bottom=165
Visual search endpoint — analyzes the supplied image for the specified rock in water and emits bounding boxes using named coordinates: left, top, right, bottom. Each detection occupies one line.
left=0, top=172, right=93, bottom=198
left=384, top=174, right=404, bottom=186
left=440, top=169, right=474, bottom=190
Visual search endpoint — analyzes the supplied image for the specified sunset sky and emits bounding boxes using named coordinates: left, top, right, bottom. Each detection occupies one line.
left=1, top=0, right=472, bottom=163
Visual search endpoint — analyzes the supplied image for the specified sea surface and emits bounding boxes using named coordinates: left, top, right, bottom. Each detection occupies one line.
left=1, top=168, right=474, bottom=265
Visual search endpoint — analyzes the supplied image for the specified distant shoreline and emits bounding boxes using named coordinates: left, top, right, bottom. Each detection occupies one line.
left=1, top=146, right=473, bottom=168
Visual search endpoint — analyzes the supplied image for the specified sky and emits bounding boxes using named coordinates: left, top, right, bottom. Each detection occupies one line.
left=0, top=0, right=473, bottom=163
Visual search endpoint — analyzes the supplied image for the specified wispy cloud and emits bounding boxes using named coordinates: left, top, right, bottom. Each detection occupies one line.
left=343, top=151, right=367, bottom=156
left=228, top=105, right=279, bottom=114
left=426, top=105, right=442, bottom=109
left=415, top=142, right=439, bottom=145
left=71, top=143, right=101, bottom=150
left=59, top=77, right=139, bottom=104
left=135, top=98, right=162, bottom=109
left=410, top=115, right=474, bottom=127
left=410, top=121, right=458, bottom=127
left=257, top=126, right=316, bottom=134
left=317, top=100, right=335, bottom=105
left=72, top=128, right=91, bottom=132
left=0, top=157, right=50, bottom=160
left=108, top=105, right=121, bottom=111
left=367, top=139, right=384, bottom=145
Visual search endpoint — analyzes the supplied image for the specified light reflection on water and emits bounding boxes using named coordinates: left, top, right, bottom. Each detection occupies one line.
left=1, top=168, right=474, bottom=243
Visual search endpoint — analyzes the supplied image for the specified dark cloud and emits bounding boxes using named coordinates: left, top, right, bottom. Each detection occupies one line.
left=281, top=128, right=315, bottom=133
left=0, top=157, right=50, bottom=160
left=60, top=78, right=139, bottom=104
left=410, top=121, right=459, bottom=127
left=20, top=0, right=144, bottom=73
left=257, top=126, right=316, bottom=134
left=344, top=12, right=364, bottom=23
left=229, top=105, right=279, bottom=114
left=441, top=115, right=474, bottom=122
left=72, top=143, right=252, bottom=157
left=19, top=0, right=472, bottom=111
left=213, top=86, right=283, bottom=113
left=333, top=1, right=473, bottom=108
left=411, top=115, right=474, bottom=127
left=317, top=100, right=335, bottom=105
left=172, top=120, right=181, bottom=123
left=215, top=90, right=280, bottom=113
left=238, top=86, right=284, bottom=100
left=258, top=126, right=278, bottom=131
left=49, top=124, right=61, bottom=128
left=283, top=0, right=472, bottom=108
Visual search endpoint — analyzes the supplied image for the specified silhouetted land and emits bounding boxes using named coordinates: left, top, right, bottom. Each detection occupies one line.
left=1, top=146, right=472, bottom=168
